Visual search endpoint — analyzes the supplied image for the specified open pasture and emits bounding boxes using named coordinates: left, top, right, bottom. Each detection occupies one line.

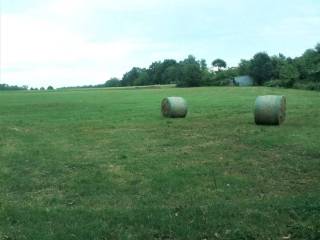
left=0, top=87, right=319, bottom=239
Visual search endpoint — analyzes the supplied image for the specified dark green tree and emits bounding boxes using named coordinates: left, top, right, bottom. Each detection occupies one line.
left=133, top=70, right=150, bottom=86
left=279, top=63, right=300, bottom=87
left=0, top=84, right=27, bottom=91
left=200, top=59, right=213, bottom=85
left=249, top=52, right=273, bottom=85
left=148, top=61, right=162, bottom=84
left=162, top=65, right=181, bottom=84
left=238, top=59, right=251, bottom=75
left=183, top=55, right=198, bottom=65
left=314, top=43, right=320, bottom=53
left=177, top=55, right=202, bottom=87
left=105, top=78, right=121, bottom=87
left=160, top=59, right=178, bottom=84
left=121, top=67, right=144, bottom=86
left=270, top=54, right=287, bottom=80
left=147, top=59, right=177, bottom=85
left=200, top=59, right=208, bottom=71
left=295, top=47, right=320, bottom=81
left=212, top=58, right=227, bottom=71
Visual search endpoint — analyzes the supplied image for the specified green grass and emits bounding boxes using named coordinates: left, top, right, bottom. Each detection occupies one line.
left=0, top=86, right=319, bottom=240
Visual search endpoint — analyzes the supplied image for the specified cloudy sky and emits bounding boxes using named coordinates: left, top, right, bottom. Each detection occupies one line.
left=1, top=0, right=320, bottom=88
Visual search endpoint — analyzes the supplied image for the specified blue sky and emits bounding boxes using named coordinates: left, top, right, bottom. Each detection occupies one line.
left=1, top=0, right=320, bottom=88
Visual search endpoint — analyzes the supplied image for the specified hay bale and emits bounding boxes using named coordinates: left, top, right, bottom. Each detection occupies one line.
left=254, top=95, right=286, bottom=125
left=161, top=97, right=187, bottom=118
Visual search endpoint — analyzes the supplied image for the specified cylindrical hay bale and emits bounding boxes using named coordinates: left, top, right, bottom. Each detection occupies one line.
left=254, top=95, right=286, bottom=125
left=161, top=97, right=187, bottom=118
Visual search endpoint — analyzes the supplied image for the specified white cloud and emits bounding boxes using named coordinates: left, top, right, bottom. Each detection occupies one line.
left=260, top=16, right=320, bottom=38
left=258, top=15, right=320, bottom=56
left=0, top=0, right=194, bottom=88
left=1, top=10, right=150, bottom=88
left=36, top=0, right=166, bottom=17
left=2, top=0, right=320, bottom=88
left=2, top=66, right=108, bottom=88
left=2, top=0, right=195, bottom=88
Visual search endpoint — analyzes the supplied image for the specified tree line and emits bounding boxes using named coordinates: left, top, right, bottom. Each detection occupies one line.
left=1, top=42, right=319, bottom=91
left=0, top=84, right=54, bottom=91
left=237, top=43, right=320, bottom=90
left=104, top=42, right=320, bottom=90
left=0, top=84, right=28, bottom=91
left=104, top=55, right=233, bottom=88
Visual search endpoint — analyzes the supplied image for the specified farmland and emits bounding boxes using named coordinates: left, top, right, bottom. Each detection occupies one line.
left=0, top=86, right=319, bottom=239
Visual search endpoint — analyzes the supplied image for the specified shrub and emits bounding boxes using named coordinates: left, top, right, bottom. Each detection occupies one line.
left=264, top=80, right=283, bottom=87
left=293, top=82, right=320, bottom=91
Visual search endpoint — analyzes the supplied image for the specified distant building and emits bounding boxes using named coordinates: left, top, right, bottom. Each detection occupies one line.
left=232, top=75, right=254, bottom=86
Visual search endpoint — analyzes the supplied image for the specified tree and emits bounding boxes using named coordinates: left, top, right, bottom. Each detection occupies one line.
left=178, top=64, right=202, bottom=87
left=0, top=84, right=27, bottom=91
left=121, top=67, right=142, bottom=86
left=296, top=47, right=320, bottom=81
left=315, top=43, right=320, bottom=53
left=162, top=65, right=181, bottom=84
left=177, top=56, right=202, bottom=87
left=199, top=59, right=213, bottom=85
left=238, top=59, right=251, bottom=75
left=212, top=67, right=238, bottom=86
left=47, top=86, right=54, bottom=90
left=160, top=59, right=177, bottom=84
left=133, top=70, right=150, bottom=86
left=183, top=55, right=198, bottom=65
left=201, top=69, right=213, bottom=86
left=105, top=78, right=121, bottom=87
left=212, top=58, right=227, bottom=71
left=147, top=59, right=177, bottom=85
left=279, top=63, right=299, bottom=87
left=148, top=61, right=162, bottom=84
left=200, top=59, right=208, bottom=71
left=249, top=52, right=273, bottom=85
left=270, top=54, right=287, bottom=80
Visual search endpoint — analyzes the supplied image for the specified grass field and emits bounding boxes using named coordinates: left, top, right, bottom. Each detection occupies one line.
left=0, top=86, right=319, bottom=240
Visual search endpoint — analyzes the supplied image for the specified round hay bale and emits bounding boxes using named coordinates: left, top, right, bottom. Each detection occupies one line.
left=161, top=97, right=187, bottom=118
left=254, top=95, right=286, bottom=125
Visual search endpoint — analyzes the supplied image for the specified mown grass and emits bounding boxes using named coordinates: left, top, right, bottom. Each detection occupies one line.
left=0, top=86, right=319, bottom=240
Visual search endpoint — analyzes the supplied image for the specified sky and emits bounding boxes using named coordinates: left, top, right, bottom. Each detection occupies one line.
left=1, top=0, right=320, bottom=88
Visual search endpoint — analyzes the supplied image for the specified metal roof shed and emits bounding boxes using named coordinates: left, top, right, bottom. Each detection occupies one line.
left=233, top=75, right=254, bottom=86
